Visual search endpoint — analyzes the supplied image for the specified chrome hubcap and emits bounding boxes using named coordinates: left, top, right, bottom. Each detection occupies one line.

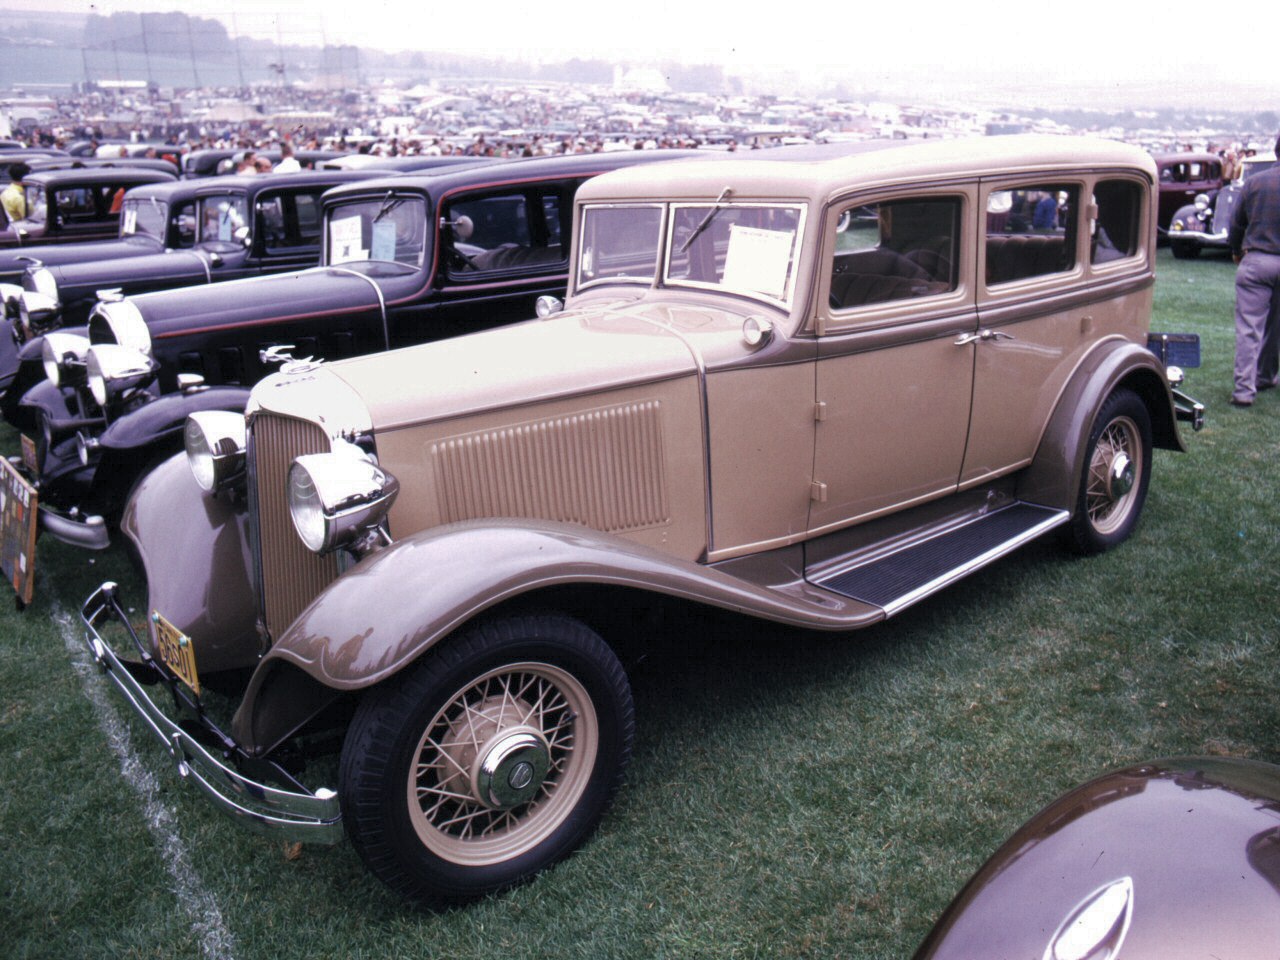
left=1107, top=452, right=1134, bottom=499
left=475, top=730, right=551, bottom=809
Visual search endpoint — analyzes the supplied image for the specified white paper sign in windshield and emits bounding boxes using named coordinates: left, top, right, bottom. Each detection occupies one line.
left=330, top=215, right=367, bottom=264
left=722, top=225, right=794, bottom=301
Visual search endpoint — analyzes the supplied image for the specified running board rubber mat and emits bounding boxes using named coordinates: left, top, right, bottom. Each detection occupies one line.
left=810, top=502, right=1068, bottom=616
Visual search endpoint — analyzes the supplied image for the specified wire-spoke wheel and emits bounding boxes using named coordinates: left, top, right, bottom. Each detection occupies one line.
left=340, top=613, right=633, bottom=905
left=1065, top=388, right=1152, bottom=554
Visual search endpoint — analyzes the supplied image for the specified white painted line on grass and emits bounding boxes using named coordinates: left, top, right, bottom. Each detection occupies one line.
left=56, top=605, right=239, bottom=960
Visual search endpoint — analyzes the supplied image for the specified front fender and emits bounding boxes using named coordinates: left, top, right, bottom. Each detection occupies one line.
left=1018, top=338, right=1181, bottom=511
left=121, top=451, right=258, bottom=674
left=252, top=519, right=886, bottom=695
left=99, top=385, right=253, bottom=452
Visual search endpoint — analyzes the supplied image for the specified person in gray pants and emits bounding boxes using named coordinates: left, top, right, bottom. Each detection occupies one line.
left=1229, top=133, right=1280, bottom=407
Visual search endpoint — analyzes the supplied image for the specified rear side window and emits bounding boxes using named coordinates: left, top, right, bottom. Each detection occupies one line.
left=985, top=184, right=1078, bottom=285
left=829, top=196, right=961, bottom=310
left=1092, top=180, right=1142, bottom=264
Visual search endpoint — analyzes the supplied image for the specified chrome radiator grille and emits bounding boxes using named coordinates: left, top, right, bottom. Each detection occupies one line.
left=249, top=412, right=337, bottom=641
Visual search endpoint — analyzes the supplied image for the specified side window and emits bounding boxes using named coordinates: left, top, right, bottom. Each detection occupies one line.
left=257, top=196, right=288, bottom=246
left=445, top=189, right=565, bottom=276
left=985, top=184, right=1077, bottom=285
left=56, top=187, right=99, bottom=222
left=1091, top=180, right=1142, bottom=265
left=295, top=193, right=321, bottom=242
left=829, top=196, right=961, bottom=310
left=173, top=201, right=196, bottom=248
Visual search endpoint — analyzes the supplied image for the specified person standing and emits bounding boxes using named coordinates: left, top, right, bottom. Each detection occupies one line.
left=1228, top=134, right=1280, bottom=407
left=1, top=163, right=30, bottom=224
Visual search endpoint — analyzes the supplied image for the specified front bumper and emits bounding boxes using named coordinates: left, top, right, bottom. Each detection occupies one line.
left=40, top=502, right=109, bottom=549
left=1168, top=226, right=1229, bottom=246
left=80, top=582, right=343, bottom=843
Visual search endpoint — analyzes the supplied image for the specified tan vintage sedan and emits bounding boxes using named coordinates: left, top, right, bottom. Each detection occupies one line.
left=80, top=135, right=1201, bottom=905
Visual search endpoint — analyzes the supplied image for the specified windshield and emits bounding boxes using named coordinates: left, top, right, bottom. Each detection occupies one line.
left=120, top=197, right=169, bottom=240
left=197, top=194, right=250, bottom=245
left=21, top=185, right=46, bottom=223
left=577, top=201, right=806, bottom=307
left=326, top=194, right=429, bottom=268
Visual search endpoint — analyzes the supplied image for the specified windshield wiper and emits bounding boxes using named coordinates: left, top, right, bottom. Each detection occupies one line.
left=373, top=191, right=405, bottom=223
left=679, top=186, right=733, bottom=254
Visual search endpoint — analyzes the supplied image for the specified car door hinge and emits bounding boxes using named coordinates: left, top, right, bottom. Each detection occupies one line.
left=814, top=401, right=827, bottom=422
left=810, top=481, right=828, bottom=502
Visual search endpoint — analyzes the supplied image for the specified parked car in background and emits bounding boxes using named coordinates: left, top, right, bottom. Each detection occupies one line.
left=181, top=148, right=345, bottom=178
left=1152, top=152, right=1226, bottom=238
left=0, top=169, right=387, bottom=411
left=1167, top=152, right=1278, bottom=259
left=0, top=166, right=177, bottom=248
left=77, top=136, right=1199, bottom=905
left=914, top=757, right=1280, bottom=959
left=18, top=149, right=695, bottom=554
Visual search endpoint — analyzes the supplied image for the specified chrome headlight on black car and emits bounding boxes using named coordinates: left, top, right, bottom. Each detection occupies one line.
left=287, top=440, right=399, bottom=555
left=85, top=344, right=159, bottom=406
left=184, top=411, right=247, bottom=494
left=42, top=331, right=92, bottom=386
left=87, top=298, right=151, bottom=355
left=20, top=290, right=60, bottom=338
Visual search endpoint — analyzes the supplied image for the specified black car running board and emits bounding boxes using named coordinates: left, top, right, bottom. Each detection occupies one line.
left=809, top=501, right=1069, bottom=617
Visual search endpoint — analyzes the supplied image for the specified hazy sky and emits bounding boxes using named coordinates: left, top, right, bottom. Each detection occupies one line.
left=8, top=0, right=1279, bottom=109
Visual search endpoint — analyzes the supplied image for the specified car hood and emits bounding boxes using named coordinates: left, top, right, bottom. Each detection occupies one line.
left=132, top=266, right=381, bottom=341
left=0, top=236, right=159, bottom=277
left=258, top=298, right=753, bottom=432
left=49, top=248, right=212, bottom=296
left=915, top=757, right=1280, bottom=960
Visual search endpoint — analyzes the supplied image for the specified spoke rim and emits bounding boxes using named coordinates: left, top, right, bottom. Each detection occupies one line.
left=1085, top=415, right=1142, bottom=536
left=406, top=661, right=597, bottom=866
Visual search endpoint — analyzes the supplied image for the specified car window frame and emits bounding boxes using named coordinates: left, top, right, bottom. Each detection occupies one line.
left=977, top=175, right=1087, bottom=308
left=815, top=182, right=976, bottom=336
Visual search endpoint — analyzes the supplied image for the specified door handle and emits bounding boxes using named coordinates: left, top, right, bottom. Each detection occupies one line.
left=955, top=329, right=1017, bottom=346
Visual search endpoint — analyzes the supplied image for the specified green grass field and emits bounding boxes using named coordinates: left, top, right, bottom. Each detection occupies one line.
left=2, top=247, right=1276, bottom=959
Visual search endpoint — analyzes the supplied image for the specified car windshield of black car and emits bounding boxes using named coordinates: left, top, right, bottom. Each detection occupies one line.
left=326, top=195, right=428, bottom=269
left=121, top=197, right=168, bottom=240
left=197, top=194, right=250, bottom=245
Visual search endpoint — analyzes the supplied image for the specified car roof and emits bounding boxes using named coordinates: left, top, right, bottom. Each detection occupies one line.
left=576, top=136, right=1157, bottom=206
left=121, top=169, right=388, bottom=203
left=320, top=149, right=710, bottom=205
left=24, top=166, right=178, bottom=187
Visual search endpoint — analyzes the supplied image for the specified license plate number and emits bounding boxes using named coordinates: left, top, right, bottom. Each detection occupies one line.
left=153, top=612, right=201, bottom=696
left=0, top=457, right=37, bottom=605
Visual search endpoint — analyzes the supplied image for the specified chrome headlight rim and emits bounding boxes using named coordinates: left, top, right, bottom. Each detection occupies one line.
left=41, top=331, right=92, bottom=387
left=286, top=441, right=399, bottom=555
left=88, top=298, right=151, bottom=355
left=19, top=290, right=59, bottom=337
left=85, top=343, right=159, bottom=407
left=27, top=266, right=58, bottom=303
left=184, top=410, right=248, bottom=494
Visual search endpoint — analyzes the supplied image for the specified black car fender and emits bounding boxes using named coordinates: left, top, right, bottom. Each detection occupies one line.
left=1017, top=336, right=1181, bottom=512
left=1, top=325, right=89, bottom=429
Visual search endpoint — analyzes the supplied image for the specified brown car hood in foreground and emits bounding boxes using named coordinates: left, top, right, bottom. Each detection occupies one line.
left=280, top=299, right=747, bottom=433
left=915, top=757, right=1280, bottom=960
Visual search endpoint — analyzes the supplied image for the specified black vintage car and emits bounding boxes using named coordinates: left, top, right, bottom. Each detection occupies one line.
left=180, top=148, right=345, bottom=178
left=4, top=170, right=389, bottom=360
left=0, top=166, right=177, bottom=248
left=19, top=149, right=697, bottom=555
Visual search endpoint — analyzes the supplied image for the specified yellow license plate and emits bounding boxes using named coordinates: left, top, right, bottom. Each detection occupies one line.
left=0, top=457, right=37, bottom=606
left=153, top=612, right=200, bottom=696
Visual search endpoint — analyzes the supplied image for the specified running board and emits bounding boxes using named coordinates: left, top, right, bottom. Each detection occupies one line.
left=809, top=502, right=1069, bottom=617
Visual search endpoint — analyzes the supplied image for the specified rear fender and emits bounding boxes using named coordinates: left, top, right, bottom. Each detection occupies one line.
left=1018, top=338, right=1181, bottom=511
left=121, top=452, right=259, bottom=675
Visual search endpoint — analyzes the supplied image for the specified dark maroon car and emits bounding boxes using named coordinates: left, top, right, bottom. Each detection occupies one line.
left=1152, top=153, right=1226, bottom=238
left=915, top=757, right=1280, bottom=959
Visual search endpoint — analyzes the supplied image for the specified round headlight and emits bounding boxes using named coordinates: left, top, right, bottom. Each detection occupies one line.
left=184, top=411, right=247, bottom=494
left=85, top=343, right=158, bottom=407
left=287, top=441, right=399, bottom=554
left=26, top=266, right=58, bottom=303
left=87, top=298, right=151, bottom=354
left=41, top=331, right=91, bottom=387
left=19, top=290, right=59, bottom=337
left=1193, top=193, right=1211, bottom=211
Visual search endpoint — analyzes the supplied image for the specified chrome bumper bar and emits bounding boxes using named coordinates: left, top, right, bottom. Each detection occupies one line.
left=80, top=582, right=343, bottom=844
left=1169, top=228, right=1228, bottom=244
left=40, top=503, right=109, bottom=550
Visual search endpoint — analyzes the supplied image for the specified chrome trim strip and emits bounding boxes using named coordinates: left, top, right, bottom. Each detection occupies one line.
left=325, top=265, right=389, bottom=350
left=878, top=509, right=1069, bottom=616
left=79, top=583, right=343, bottom=843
